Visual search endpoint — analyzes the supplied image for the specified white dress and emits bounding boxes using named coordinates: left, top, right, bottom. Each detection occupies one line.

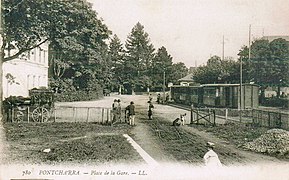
left=203, top=149, right=222, bottom=167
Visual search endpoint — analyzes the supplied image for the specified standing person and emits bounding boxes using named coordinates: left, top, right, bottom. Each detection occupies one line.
left=165, top=93, right=169, bottom=102
left=203, top=142, right=222, bottom=167
left=126, top=101, right=135, bottom=126
left=112, top=99, right=118, bottom=123
left=148, top=101, right=154, bottom=120
left=157, top=93, right=161, bottom=104
left=149, top=94, right=153, bottom=102
left=116, top=99, right=122, bottom=123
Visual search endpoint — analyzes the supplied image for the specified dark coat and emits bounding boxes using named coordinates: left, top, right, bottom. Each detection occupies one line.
left=126, top=104, right=135, bottom=115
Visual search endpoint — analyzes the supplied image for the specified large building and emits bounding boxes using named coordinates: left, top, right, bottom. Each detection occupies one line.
left=262, top=36, right=289, bottom=42
left=2, top=43, right=49, bottom=98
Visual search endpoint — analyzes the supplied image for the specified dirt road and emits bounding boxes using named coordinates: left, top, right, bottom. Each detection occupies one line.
left=113, top=94, right=284, bottom=166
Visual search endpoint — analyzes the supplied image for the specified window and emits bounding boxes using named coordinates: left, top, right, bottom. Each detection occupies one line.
left=39, top=48, right=42, bottom=63
left=43, top=50, right=46, bottom=64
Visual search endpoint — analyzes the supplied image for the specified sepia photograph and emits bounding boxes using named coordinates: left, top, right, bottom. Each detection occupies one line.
left=0, top=0, right=289, bottom=179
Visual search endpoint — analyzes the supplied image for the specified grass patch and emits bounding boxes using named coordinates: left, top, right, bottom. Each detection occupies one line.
left=190, top=122, right=269, bottom=148
left=3, top=122, right=143, bottom=165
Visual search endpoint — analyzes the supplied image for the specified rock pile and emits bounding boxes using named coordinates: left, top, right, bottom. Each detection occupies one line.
left=244, top=128, right=289, bottom=155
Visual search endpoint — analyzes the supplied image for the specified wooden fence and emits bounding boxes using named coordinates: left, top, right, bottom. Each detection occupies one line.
left=54, top=106, right=112, bottom=124
left=190, top=107, right=289, bottom=130
left=251, top=109, right=289, bottom=130
left=7, top=106, right=113, bottom=124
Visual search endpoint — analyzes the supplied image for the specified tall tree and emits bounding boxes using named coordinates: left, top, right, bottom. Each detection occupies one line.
left=170, top=62, right=188, bottom=85
left=269, top=38, right=289, bottom=95
left=150, top=46, right=173, bottom=88
left=124, top=22, right=155, bottom=92
left=108, top=34, right=125, bottom=91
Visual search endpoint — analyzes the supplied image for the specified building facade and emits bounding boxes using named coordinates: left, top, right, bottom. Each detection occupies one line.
left=2, top=43, right=49, bottom=98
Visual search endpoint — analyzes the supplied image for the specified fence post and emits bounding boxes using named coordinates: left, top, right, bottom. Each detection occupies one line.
left=268, top=112, right=271, bottom=127
left=12, top=108, right=14, bottom=122
left=196, top=108, right=199, bottom=125
left=102, top=108, right=104, bottom=124
left=107, top=108, right=110, bottom=126
left=73, top=107, right=76, bottom=122
left=27, top=106, right=30, bottom=123
left=208, top=108, right=211, bottom=123
left=225, top=108, right=228, bottom=122
left=239, top=109, right=242, bottom=123
left=86, top=108, right=90, bottom=123
left=251, top=109, right=254, bottom=125
left=213, top=110, right=216, bottom=126
left=54, top=107, right=56, bottom=122
left=257, top=110, right=260, bottom=126
left=190, top=104, right=193, bottom=124
left=41, top=107, right=44, bottom=123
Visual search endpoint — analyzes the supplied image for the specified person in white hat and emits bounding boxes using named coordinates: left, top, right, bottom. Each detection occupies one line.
left=203, top=142, right=222, bottom=167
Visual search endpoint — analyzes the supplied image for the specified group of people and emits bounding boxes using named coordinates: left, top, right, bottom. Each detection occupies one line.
left=112, top=99, right=135, bottom=126
left=111, top=95, right=222, bottom=167
left=156, top=93, right=170, bottom=104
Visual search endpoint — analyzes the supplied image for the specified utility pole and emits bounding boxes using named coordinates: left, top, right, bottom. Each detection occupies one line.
left=222, top=35, right=225, bottom=60
left=240, top=24, right=251, bottom=120
left=163, top=71, right=166, bottom=104
left=248, top=24, right=251, bottom=60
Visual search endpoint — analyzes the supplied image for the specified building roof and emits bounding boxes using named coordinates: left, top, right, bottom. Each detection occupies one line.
left=178, top=73, right=194, bottom=82
left=262, top=36, right=289, bottom=42
left=200, top=83, right=259, bottom=87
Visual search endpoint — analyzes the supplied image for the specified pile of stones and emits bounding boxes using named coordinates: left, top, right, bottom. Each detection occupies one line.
left=243, top=128, right=289, bottom=155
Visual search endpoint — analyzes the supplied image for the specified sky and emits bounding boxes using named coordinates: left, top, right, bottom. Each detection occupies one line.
left=89, top=0, right=289, bottom=67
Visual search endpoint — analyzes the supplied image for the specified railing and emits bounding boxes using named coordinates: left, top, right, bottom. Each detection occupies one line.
left=251, top=109, right=289, bottom=130
left=6, top=106, right=113, bottom=125
left=54, top=106, right=112, bottom=124
left=189, top=106, right=289, bottom=130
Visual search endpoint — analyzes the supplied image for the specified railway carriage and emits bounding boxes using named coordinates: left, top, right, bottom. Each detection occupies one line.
left=171, top=85, right=201, bottom=106
left=171, top=84, right=259, bottom=109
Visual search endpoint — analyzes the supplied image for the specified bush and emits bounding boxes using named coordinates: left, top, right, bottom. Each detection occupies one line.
left=54, top=90, right=103, bottom=102
left=261, top=97, right=289, bottom=108
left=49, top=78, right=104, bottom=102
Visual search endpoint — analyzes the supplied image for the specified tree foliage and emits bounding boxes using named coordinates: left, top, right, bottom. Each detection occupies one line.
left=237, top=38, right=289, bottom=99
left=238, top=38, right=289, bottom=89
left=108, top=34, right=125, bottom=91
left=3, top=0, right=109, bottom=61
left=193, top=56, right=240, bottom=84
left=170, top=62, right=189, bottom=85
left=1, top=0, right=112, bottom=107
left=123, top=22, right=155, bottom=91
left=150, top=46, right=173, bottom=87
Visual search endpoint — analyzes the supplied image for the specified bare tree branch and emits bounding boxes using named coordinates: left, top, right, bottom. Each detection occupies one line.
left=3, top=38, right=49, bottom=62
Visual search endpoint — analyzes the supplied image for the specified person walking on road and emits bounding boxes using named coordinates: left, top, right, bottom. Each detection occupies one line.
left=149, top=94, right=153, bottom=102
left=148, top=101, right=154, bottom=120
left=156, top=93, right=161, bottom=104
left=203, top=142, right=222, bottom=167
left=126, top=101, right=136, bottom=126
